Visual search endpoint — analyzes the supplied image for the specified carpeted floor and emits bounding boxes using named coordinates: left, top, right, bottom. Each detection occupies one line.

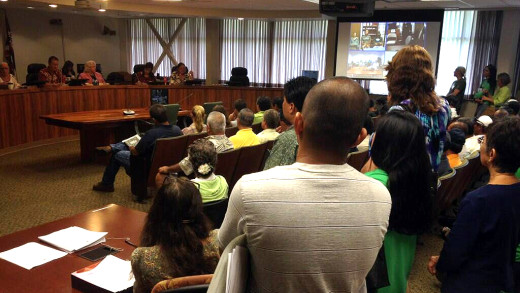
left=0, top=137, right=444, bottom=292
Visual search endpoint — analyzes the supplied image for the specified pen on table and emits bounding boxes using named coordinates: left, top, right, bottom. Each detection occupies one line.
left=125, top=238, right=138, bottom=248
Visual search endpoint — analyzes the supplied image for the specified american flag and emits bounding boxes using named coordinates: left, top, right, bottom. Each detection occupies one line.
left=4, top=14, right=16, bottom=74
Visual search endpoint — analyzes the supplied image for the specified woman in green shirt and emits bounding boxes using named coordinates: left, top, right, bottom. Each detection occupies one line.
left=188, top=139, right=229, bottom=203
left=363, top=110, right=433, bottom=293
left=482, top=72, right=512, bottom=109
left=474, top=64, right=497, bottom=117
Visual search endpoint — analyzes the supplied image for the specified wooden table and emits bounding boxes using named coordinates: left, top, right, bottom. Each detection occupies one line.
left=0, top=204, right=146, bottom=293
left=40, top=108, right=189, bottom=162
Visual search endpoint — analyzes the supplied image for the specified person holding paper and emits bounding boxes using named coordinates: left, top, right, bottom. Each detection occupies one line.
left=92, top=104, right=181, bottom=193
left=131, top=176, right=220, bottom=293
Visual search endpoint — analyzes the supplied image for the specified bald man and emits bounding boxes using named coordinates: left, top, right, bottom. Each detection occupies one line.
left=219, top=77, right=391, bottom=293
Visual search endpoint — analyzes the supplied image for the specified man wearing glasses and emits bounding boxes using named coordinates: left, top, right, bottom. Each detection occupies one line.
left=0, top=62, right=20, bottom=89
left=219, top=77, right=391, bottom=292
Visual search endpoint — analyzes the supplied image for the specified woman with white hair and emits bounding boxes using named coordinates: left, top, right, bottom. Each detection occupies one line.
left=78, top=60, right=106, bottom=85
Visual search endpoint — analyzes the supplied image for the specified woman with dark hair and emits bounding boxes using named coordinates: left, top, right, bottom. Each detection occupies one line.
left=386, top=45, right=451, bottom=173
left=188, top=139, right=228, bottom=203
left=131, top=176, right=220, bottom=293
left=61, top=60, right=75, bottom=80
left=474, top=64, right=498, bottom=117
left=170, top=62, right=194, bottom=85
left=429, top=116, right=520, bottom=293
left=363, top=110, right=433, bottom=293
left=136, top=62, right=156, bottom=84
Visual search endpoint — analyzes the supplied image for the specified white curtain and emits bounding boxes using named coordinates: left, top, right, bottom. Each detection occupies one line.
left=220, top=19, right=270, bottom=84
left=435, top=10, right=476, bottom=95
left=271, top=20, right=328, bottom=84
left=129, top=18, right=206, bottom=78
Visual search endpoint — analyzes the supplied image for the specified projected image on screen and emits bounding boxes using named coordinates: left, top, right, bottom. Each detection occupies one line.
left=345, top=21, right=428, bottom=79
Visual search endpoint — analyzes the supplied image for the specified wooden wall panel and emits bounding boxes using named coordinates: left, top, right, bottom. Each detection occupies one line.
left=0, top=85, right=283, bottom=149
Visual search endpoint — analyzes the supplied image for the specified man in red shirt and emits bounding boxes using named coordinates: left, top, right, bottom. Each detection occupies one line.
left=38, top=56, right=65, bottom=86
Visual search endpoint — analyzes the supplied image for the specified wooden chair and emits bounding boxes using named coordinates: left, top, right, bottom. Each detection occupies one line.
left=225, top=126, right=238, bottom=137
left=346, top=149, right=369, bottom=172
left=215, top=148, right=241, bottom=186
left=152, top=274, right=213, bottom=293
left=251, top=123, right=263, bottom=134
left=186, top=132, right=208, bottom=154
left=260, top=139, right=276, bottom=170
left=131, top=135, right=189, bottom=201
left=203, top=198, right=229, bottom=229
left=230, top=143, right=269, bottom=190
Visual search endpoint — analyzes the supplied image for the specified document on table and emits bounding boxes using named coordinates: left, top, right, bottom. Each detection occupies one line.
left=72, top=255, right=135, bottom=293
left=38, top=226, right=107, bottom=253
left=0, top=242, right=68, bottom=270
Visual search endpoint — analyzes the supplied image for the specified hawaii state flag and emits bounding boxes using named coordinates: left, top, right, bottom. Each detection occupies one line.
left=4, top=14, right=15, bottom=74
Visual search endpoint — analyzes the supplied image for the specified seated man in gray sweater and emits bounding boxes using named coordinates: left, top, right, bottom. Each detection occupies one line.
left=218, top=77, right=392, bottom=293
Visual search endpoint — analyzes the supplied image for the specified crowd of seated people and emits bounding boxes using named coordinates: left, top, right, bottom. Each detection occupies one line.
left=88, top=44, right=520, bottom=292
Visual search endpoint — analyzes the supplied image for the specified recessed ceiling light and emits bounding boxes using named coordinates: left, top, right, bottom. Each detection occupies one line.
left=98, top=8, right=106, bottom=12
left=0, top=0, right=8, bottom=2
left=28, top=6, right=34, bottom=9
left=49, top=4, right=58, bottom=8
left=238, top=18, right=244, bottom=20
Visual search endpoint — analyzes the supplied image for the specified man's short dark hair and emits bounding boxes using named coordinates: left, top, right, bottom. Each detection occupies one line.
left=302, top=77, right=369, bottom=155
left=273, top=97, right=283, bottom=109
left=457, top=117, right=474, bottom=136
left=257, top=96, right=272, bottom=111
left=284, top=76, right=317, bottom=112
left=149, top=104, right=168, bottom=123
left=234, top=99, right=247, bottom=111
left=263, top=109, right=280, bottom=129
left=238, top=108, right=254, bottom=127
left=145, top=62, right=154, bottom=69
left=485, top=116, right=520, bottom=173
left=48, top=56, right=59, bottom=64
left=447, top=129, right=465, bottom=154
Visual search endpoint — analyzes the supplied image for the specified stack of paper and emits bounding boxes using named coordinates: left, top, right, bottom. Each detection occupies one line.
left=38, top=226, right=107, bottom=253
left=0, top=242, right=68, bottom=270
left=71, top=255, right=135, bottom=293
left=226, top=246, right=249, bottom=293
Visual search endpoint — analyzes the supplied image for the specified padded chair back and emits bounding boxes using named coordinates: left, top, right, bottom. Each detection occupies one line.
left=436, top=168, right=463, bottom=211
left=133, top=64, right=145, bottom=74
left=230, top=143, right=268, bottom=190
left=147, top=135, right=190, bottom=186
left=26, top=63, right=46, bottom=83
left=165, top=104, right=181, bottom=125
left=251, top=123, right=263, bottom=134
left=346, top=150, right=369, bottom=172
left=437, top=155, right=482, bottom=211
left=225, top=126, right=238, bottom=137
left=186, top=132, right=208, bottom=154
left=215, top=148, right=241, bottom=185
left=203, top=198, right=229, bottom=229
left=203, top=102, right=223, bottom=123
left=106, top=72, right=125, bottom=85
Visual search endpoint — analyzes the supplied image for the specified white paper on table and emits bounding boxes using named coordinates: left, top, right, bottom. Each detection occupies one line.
left=72, top=255, right=135, bottom=293
left=38, top=226, right=107, bottom=253
left=0, top=242, right=68, bottom=270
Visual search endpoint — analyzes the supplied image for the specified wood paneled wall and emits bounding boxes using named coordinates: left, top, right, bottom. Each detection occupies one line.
left=0, top=85, right=283, bottom=149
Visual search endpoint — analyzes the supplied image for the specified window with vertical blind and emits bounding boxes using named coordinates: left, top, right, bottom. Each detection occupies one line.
left=129, top=18, right=206, bottom=78
left=220, top=19, right=328, bottom=85
left=271, top=20, right=328, bottom=84
left=435, top=10, right=476, bottom=95
left=220, top=19, right=270, bottom=84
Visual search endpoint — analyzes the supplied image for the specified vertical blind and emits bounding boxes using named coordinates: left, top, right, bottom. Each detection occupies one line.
left=220, top=19, right=328, bottom=85
left=129, top=18, right=206, bottom=78
left=435, top=10, right=476, bottom=95
left=220, top=19, right=271, bottom=84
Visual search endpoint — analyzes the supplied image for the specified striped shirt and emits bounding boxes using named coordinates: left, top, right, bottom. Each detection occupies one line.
left=219, top=162, right=391, bottom=293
